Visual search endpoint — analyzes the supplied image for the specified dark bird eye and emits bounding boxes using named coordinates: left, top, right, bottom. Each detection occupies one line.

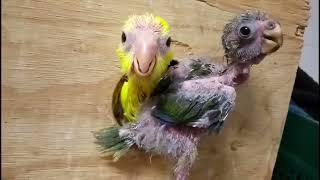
left=121, top=32, right=126, bottom=43
left=166, top=37, right=171, bottom=47
left=239, top=26, right=251, bottom=38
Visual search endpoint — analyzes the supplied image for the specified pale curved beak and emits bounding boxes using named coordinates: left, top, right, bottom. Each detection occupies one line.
left=133, top=34, right=158, bottom=77
left=261, top=20, right=283, bottom=54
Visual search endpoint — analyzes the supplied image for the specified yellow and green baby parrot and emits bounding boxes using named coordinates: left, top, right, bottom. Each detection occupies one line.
left=112, top=14, right=174, bottom=125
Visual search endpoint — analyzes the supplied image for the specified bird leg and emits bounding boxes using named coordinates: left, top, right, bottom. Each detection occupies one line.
left=119, top=111, right=204, bottom=180
left=174, top=139, right=199, bottom=180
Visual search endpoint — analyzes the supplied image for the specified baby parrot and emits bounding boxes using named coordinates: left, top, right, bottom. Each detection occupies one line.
left=96, top=10, right=283, bottom=180
left=112, top=13, right=174, bottom=124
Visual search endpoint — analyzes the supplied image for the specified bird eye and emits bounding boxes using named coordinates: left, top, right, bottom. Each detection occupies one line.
left=121, top=32, right=126, bottom=43
left=166, top=37, right=171, bottom=47
left=239, top=26, right=251, bottom=38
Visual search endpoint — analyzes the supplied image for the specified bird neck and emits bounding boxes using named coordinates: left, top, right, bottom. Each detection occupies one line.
left=221, top=62, right=251, bottom=86
left=119, top=53, right=173, bottom=122
left=120, top=75, right=157, bottom=122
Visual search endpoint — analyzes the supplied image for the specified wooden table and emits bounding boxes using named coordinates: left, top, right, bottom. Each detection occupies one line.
left=2, top=0, right=309, bottom=179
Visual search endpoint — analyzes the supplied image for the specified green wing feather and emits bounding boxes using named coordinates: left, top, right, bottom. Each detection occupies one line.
left=151, top=82, right=235, bottom=131
left=94, top=126, right=132, bottom=161
left=152, top=91, right=226, bottom=124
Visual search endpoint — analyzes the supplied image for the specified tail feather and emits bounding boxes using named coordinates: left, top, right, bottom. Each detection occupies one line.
left=94, top=126, right=132, bottom=161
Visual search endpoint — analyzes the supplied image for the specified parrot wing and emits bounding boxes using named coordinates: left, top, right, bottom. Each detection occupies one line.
left=112, top=75, right=128, bottom=126
left=184, top=57, right=224, bottom=80
left=151, top=78, right=236, bottom=133
left=152, top=57, right=225, bottom=96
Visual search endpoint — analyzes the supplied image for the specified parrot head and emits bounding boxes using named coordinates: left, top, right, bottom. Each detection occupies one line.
left=116, top=13, right=173, bottom=81
left=222, top=10, right=283, bottom=64
left=114, top=14, right=173, bottom=122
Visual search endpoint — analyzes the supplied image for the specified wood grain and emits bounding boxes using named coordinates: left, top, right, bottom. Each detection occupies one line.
left=2, top=0, right=309, bottom=179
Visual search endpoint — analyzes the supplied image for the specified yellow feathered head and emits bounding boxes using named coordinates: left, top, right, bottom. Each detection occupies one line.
left=116, top=13, right=173, bottom=80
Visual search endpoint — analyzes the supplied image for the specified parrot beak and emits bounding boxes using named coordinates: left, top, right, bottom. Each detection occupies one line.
left=261, top=20, right=283, bottom=54
left=133, top=32, right=158, bottom=77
